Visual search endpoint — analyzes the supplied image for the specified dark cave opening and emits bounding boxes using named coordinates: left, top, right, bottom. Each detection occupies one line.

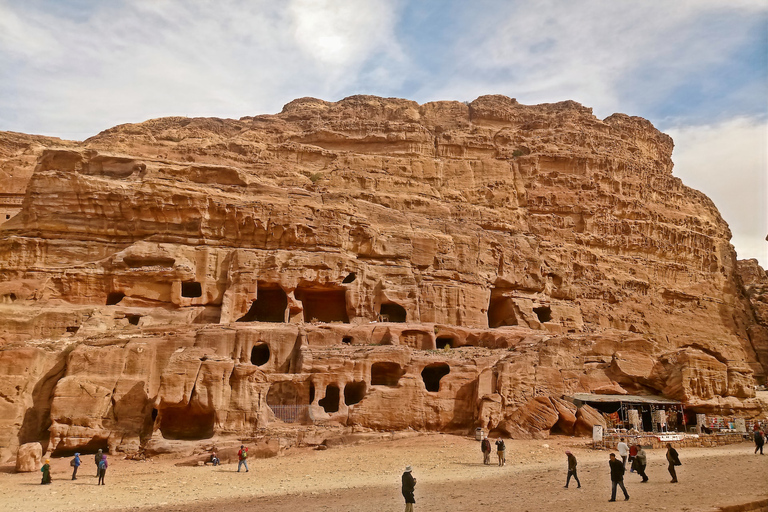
left=436, top=336, right=454, bottom=349
left=237, top=285, right=288, bottom=322
left=250, top=343, right=270, bottom=366
left=421, top=363, right=450, bottom=392
left=380, top=302, right=407, bottom=323
left=106, top=292, right=125, bottom=305
left=488, top=296, right=518, bottom=328
left=319, top=384, right=340, bottom=413
left=296, top=287, right=349, bottom=323
left=371, top=362, right=404, bottom=387
left=344, top=381, right=366, bottom=405
left=534, top=306, right=552, bottom=323
left=181, top=281, right=203, bottom=298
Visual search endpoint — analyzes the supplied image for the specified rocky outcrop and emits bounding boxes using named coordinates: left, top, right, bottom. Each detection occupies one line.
left=15, top=442, right=42, bottom=472
left=0, top=95, right=765, bottom=459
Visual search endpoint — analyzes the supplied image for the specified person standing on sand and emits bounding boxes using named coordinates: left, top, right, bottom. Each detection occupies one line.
left=666, top=443, right=681, bottom=483
left=97, top=454, right=108, bottom=485
left=628, top=444, right=638, bottom=472
left=632, top=445, right=648, bottom=482
left=71, top=452, right=80, bottom=480
left=564, top=451, right=580, bottom=488
left=754, top=429, right=764, bottom=455
left=617, top=438, right=629, bottom=468
left=481, top=436, right=491, bottom=465
left=237, top=444, right=249, bottom=472
left=495, top=438, right=506, bottom=466
left=402, top=465, right=416, bottom=512
left=41, top=459, right=52, bottom=485
left=95, top=449, right=103, bottom=476
left=608, top=453, right=629, bottom=502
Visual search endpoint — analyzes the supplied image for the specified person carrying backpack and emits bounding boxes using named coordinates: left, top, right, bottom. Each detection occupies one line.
left=70, top=452, right=80, bottom=480
left=495, top=438, right=506, bottom=466
left=94, top=449, right=103, bottom=476
left=97, top=454, right=108, bottom=485
left=237, top=445, right=249, bottom=472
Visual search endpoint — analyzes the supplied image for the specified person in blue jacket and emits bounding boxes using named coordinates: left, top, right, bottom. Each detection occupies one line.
left=71, top=453, right=81, bottom=480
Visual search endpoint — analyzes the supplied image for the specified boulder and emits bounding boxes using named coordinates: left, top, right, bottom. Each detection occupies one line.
left=15, top=442, right=42, bottom=473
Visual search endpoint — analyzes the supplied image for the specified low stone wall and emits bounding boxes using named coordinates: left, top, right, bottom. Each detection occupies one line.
left=603, top=432, right=747, bottom=450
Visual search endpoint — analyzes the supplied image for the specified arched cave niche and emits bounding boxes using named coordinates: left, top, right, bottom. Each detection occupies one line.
left=488, top=295, right=518, bottom=328
left=181, top=281, right=203, bottom=298
left=295, top=286, right=349, bottom=323
left=371, top=362, right=404, bottom=387
left=421, top=363, right=450, bottom=392
left=159, top=406, right=215, bottom=440
left=106, top=292, right=125, bottom=305
left=318, top=384, right=340, bottom=413
left=436, top=336, right=454, bottom=349
left=250, top=343, right=270, bottom=366
left=237, top=284, right=288, bottom=322
left=342, top=336, right=353, bottom=345
left=379, top=302, right=407, bottom=323
left=342, top=272, right=356, bottom=284
left=534, top=306, right=552, bottom=323
left=344, top=381, right=366, bottom=406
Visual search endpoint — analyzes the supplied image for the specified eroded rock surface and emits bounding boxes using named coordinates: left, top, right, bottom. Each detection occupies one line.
left=0, top=95, right=765, bottom=460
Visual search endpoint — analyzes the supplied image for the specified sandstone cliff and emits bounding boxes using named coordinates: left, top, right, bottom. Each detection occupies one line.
left=0, top=95, right=765, bottom=461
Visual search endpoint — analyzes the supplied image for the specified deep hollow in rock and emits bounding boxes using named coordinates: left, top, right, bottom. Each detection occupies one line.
left=250, top=343, right=270, bottom=366
left=421, top=363, right=450, bottom=392
left=344, top=381, right=366, bottom=405
left=371, top=362, right=403, bottom=386
left=488, top=295, right=518, bottom=328
left=436, top=336, right=454, bottom=349
left=237, top=284, right=287, bottom=322
left=319, top=384, right=340, bottom=413
left=534, top=306, right=552, bottom=323
left=181, top=281, right=202, bottom=298
left=106, top=292, right=125, bottom=305
left=380, top=302, right=407, bottom=322
left=296, top=287, right=349, bottom=323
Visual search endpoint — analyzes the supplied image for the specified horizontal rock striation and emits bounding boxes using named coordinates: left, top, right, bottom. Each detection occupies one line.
left=0, top=95, right=765, bottom=460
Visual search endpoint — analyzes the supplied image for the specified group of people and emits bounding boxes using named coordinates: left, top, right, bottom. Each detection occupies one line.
left=40, top=449, right=108, bottom=485
left=400, top=437, right=686, bottom=510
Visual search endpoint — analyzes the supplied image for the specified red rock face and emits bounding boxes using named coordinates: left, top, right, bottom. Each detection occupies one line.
left=0, top=95, right=764, bottom=459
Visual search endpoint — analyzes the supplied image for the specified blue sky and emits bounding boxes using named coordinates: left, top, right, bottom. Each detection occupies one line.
left=0, top=0, right=766, bottom=266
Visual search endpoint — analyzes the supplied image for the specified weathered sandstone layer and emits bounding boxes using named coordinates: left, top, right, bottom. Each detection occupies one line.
left=0, top=95, right=765, bottom=461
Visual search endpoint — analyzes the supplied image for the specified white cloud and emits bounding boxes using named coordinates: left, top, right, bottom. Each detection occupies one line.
left=668, top=117, right=768, bottom=267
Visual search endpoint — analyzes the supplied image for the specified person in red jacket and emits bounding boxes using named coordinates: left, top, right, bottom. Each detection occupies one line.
left=237, top=445, right=249, bottom=472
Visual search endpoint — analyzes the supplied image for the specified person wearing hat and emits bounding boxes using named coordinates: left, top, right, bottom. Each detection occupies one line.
left=402, top=465, right=416, bottom=512
left=41, top=459, right=52, bottom=485
left=71, top=452, right=81, bottom=480
left=237, top=444, right=249, bottom=472
left=564, top=451, right=580, bottom=488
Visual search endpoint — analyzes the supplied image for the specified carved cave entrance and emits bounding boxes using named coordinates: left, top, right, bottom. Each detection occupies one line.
left=371, top=362, right=404, bottom=386
left=106, top=292, right=125, bottom=305
left=250, top=343, right=270, bottom=366
left=436, top=336, right=454, bottom=349
left=534, top=306, right=552, bottom=323
left=344, top=381, right=366, bottom=405
left=319, top=384, right=340, bottom=413
left=237, top=284, right=288, bottom=322
left=181, top=281, right=202, bottom=298
left=159, top=406, right=215, bottom=440
left=421, top=363, right=450, bottom=392
left=488, top=291, right=518, bottom=328
left=379, top=302, right=407, bottom=323
left=296, top=286, right=349, bottom=323
left=267, top=381, right=307, bottom=423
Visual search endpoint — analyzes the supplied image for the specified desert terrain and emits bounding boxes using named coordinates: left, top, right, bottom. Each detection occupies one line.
left=1, top=435, right=766, bottom=512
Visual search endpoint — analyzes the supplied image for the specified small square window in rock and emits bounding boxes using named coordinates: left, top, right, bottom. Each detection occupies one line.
left=181, top=282, right=203, bottom=298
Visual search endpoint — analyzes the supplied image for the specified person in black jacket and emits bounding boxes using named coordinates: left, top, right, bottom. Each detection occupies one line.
left=402, top=465, right=416, bottom=512
left=666, top=443, right=681, bottom=483
left=564, top=451, right=581, bottom=488
left=608, top=453, right=629, bottom=502
left=481, top=436, right=492, bottom=465
left=755, top=430, right=765, bottom=455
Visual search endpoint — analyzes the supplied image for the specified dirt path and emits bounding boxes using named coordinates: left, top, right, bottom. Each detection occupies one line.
left=1, top=436, right=765, bottom=512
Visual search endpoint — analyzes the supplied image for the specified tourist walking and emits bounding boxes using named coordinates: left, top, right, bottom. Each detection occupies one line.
left=628, top=444, right=638, bottom=472
left=41, top=459, right=52, bottom=485
left=402, top=465, right=417, bottom=512
left=564, top=451, right=580, bottom=488
left=617, top=438, right=629, bottom=468
left=481, top=436, right=491, bottom=465
left=631, top=445, right=648, bottom=482
left=97, top=454, right=108, bottom=485
left=666, top=443, right=681, bottom=483
left=495, top=438, right=506, bottom=466
left=608, top=453, right=629, bottom=502
left=237, top=444, right=249, bottom=472
left=71, top=452, right=80, bottom=480
left=754, top=429, right=764, bottom=455
left=94, top=449, right=103, bottom=476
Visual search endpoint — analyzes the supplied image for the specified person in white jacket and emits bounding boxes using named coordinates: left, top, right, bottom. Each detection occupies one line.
left=617, top=438, right=629, bottom=468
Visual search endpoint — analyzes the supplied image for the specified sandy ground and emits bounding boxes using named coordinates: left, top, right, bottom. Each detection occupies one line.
left=1, top=435, right=766, bottom=512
